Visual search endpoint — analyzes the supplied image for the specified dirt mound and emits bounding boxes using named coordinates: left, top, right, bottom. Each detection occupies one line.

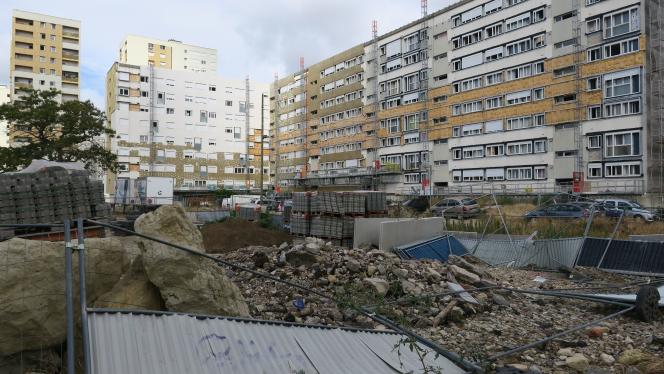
left=201, top=218, right=294, bottom=253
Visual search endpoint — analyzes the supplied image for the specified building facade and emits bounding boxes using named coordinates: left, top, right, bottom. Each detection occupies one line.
left=105, top=62, right=269, bottom=193
left=119, top=35, right=217, bottom=74
left=271, top=0, right=663, bottom=200
left=9, top=10, right=80, bottom=103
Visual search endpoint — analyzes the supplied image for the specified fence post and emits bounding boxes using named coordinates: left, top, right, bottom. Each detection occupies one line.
left=63, top=219, right=75, bottom=374
left=76, top=218, right=92, bottom=374
left=597, top=211, right=623, bottom=269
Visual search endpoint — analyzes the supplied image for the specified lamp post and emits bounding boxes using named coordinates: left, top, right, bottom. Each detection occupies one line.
left=260, top=93, right=267, bottom=194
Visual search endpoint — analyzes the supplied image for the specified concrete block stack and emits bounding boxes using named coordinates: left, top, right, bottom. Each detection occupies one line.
left=291, top=191, right=387, bottom=245
left=0, top=167, right=109, bottom=226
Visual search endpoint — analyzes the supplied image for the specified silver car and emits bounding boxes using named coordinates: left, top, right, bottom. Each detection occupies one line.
left=599, top=199, right=655, bottom=222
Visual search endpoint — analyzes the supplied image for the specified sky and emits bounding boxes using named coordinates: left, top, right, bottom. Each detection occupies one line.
left=1, top=0, right=455, bottom=108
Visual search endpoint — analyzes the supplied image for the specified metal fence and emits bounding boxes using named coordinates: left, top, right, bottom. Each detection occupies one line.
left=458, top=237, right=584, bottom=269
left=575, top=237, right=664, bottom=276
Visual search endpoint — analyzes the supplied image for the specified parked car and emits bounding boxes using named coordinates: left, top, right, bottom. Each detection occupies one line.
left=430, top=197, right=481, bottom=219
left=570, top=201, right=604, bottom=214
left=525, top=204, right=590, bottom=220
left=598, top=199, right=655, bottom=222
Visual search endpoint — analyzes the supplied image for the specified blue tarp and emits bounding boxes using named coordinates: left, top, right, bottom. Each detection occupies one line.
left=394, top=235, right=467, bottom=262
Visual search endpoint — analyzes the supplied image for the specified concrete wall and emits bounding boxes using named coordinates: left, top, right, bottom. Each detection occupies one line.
left=379, top=217, right=445, bottom=251
left=353, top=218, right=398, bottom=248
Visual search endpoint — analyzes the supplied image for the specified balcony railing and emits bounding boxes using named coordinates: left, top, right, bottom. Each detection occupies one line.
left=63, top=31, right=79, bottom=39
left=62, top=51, right=79, bottom=60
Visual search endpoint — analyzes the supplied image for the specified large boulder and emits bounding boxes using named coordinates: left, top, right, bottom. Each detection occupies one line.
left=0, top=237, right=136, bottom=356
left=93, top=254, right=164, bottom=310
left=135, top=205, right=250, bottom=316
left=134, top=204, right=205, bottom=251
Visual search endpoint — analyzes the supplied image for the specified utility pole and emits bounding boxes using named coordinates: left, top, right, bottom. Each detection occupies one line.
left=260, top=93, right=266, bottom=195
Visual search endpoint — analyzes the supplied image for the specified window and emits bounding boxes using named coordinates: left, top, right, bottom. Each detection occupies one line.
left=604, top=7, right=640, bottom=39
left=156, top=92, right=165, bottom=105
left=462, top=123, right=482, bottom=136
left=485, top=72, right=503, bottom=86
left=506, top=64, right=532, bottom=81
left=534, top=166, right=547, bottom=180
left=587, top=18, right=601, bottom=33
left=225, top=100, right=233, bottom=106
left=604, top=69, right=640, bottom=98
left=604, top=99, right=641, bottom=117
left=208, top=138, right=216, bottom=146
left=506, top=38, right=531, bottom=56
left=119, top=88, right=129, bottom=96
left=588, top=106, right=601, bottom=119
left=452, top=127, right=461, bottom=137
left=553, top=66, right=575, bottom=77
left=534, top=114, right=545, bottom=126
left=554, top=38, right=577, bottom=49
left=209, top=112, right=216, bottom=119
left=587, top=77, right=600, bottom=91
left=485, top=96, right=502, bottom=109
left=506, top=13, right=531, bottom=32
left=209, top=86, right=216, bottom=91
left=506, top=115, right=533, bottom=130
left=605, top=162, right=641, bottom=177
left=603, top=38, right=639, bottom=58
left=140, top=76, right=149, bottom=83
left=486, top=144, right=504, bottom=157
left=605, top=131, right=640, bottom=157
left=534, top=140, right=547, bottom=153
left=453, top=149, right=462, bottom=160
left=166, top=108, right=174, bottom=114
left=507, top=142, right=533, bottom=155
left=507, top=167, right=533, bottom=180
left=462, top=101, right=482, bottom=114
left=588, top=163, right=602, bottom=178
left=533, top=87, right=544, bottom=101
left=141, top=91, right=149, bottom=97
left=462, top=170, right=484, bottom=182
left=554, top=94, right=576, bottom=104
left=587, top=47, right=602, bottom=62
left=185, top=110, right=192, bottom=117
left=555, top=11, right=576, bottom=22
left=588, top=135, right=602, bottom=149
left=505, top=90, right=531, bottom=105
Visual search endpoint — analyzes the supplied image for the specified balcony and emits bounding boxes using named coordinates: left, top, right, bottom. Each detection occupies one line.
left=406, top=42, right=421, bottom=53
left=62, top=50, right=79, bottom=61
left=62, top=30, right=79, bottom=39
left=62, top=73, right=79, bottom=84
left=376, top=163, right=402, bottom=174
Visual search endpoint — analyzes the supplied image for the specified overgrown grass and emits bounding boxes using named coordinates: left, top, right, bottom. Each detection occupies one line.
left=446, top=214, right=664, bottom=239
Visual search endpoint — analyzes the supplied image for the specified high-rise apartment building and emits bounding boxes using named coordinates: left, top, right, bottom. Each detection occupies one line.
left=119, top=35, right=217, bottom=73
left=105, top=62, right=269, bottom=193
left=9, top=10, right=80, bottom=103
left=271, top=0, right=664, bottom=202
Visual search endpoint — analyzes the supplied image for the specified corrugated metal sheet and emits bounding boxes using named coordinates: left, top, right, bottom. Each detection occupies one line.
left=394, top=235, right=467, bottom=261
left=458, top=237, right=583, bottom=269
left=88, top=310, right=466, bottom=374
left=576, top=238, right=664, bottom=276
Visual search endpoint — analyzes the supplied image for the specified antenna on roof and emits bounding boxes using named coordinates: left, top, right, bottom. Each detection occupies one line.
left=299, top=56, right=304, bottom=71
left=421, top=0, right=428, bottom=17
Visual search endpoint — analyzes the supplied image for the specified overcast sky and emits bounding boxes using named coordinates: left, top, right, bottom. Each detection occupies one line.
left=1, top=0, right=455, bottom=108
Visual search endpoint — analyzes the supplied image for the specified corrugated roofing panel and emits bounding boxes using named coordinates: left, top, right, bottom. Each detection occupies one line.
left=395, top=235, right=467, bottom=261
left=88, top=311, right=467, bottom=374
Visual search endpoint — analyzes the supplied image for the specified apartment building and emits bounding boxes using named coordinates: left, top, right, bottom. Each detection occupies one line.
left=0, top=85, right=9, bottom=147
left=9, top=10, right=80, bottom=103
left=119, top=35, right=217, bottom=73
left=271, top=0, right=663, bottom=199
left=105, top=62, right=269, bottom=193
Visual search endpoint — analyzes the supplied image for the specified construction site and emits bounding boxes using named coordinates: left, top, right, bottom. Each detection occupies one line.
left=2, top=0, right=664, bottom=372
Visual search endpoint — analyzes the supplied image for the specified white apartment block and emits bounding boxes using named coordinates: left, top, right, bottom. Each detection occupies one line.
left=106, top=62, right=269, bottom=192
left=10, top=10, right=81, bottom=103
left=119, top=35, right=218, bottom=73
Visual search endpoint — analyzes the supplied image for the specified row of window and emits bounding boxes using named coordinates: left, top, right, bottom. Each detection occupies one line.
left=452, top=139, right=547, bottom=160
left=321, top=142, right=363, bottom=155
left=319, top=125, right=363, bottom=141
left=379, top=153, right=429, bottom=171
left=452, top=165, right=547, bottom=182
left=319, top=55, right=363, bottom=77
left=320, top=89, right=364, bottom=109
left=451, top=32, right=545, bottom=72
left=320, top=72, right=364, bottom=94
left=319, top=107, right=362, bottom=125
left=379, top=112, right=428, bottom=134
left=451, top=0, right=528, bottom=28
left=452, top=114, right=546, bottom=137
left=452, top=86, right=545, bottom=115
left=452, top=6, right=545, bottom=51
left=452, top=60, right=544, bottom=93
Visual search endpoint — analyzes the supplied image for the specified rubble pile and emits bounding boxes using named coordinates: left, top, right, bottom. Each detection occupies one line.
left=219, top=238, right=664, bottom=373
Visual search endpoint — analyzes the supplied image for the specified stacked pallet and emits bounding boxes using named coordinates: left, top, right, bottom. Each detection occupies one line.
left=290, top=191, right=387, bottom=245
left=0, top=166, right=110, bottom=225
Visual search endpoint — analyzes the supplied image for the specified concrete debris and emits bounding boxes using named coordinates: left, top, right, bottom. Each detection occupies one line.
left=217, top=241, right=664, bottom=372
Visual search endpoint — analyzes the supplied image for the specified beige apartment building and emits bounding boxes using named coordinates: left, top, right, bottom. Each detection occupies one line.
left=119, top=35, right=217, bottom=74
left=9, top=10, right=80, bottom=103
left=271, top=0, right=664, bottom=203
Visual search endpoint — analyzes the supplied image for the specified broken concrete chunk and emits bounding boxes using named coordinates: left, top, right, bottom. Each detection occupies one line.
left=364, top=278, right=389, bottom=296
left=449, top=264, right=481, bottom=285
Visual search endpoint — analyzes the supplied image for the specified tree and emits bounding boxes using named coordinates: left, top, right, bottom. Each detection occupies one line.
left=0, top=88, right=117, bottom=173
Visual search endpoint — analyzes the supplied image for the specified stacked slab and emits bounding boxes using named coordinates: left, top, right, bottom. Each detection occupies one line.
left=0, top=167, right=109, bottom=225
left=290, top=191, right=387, bottom=244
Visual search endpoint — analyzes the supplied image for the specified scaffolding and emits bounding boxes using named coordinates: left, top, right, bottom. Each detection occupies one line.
left=421, top=0, right=432, bottom=198
left=370, top=20, right=380, bottom=190
left=646, top=0, right=664, bottom=204
left=572, top=0, right=584, bottom=192
left=244, top=76, right=251, bottom=189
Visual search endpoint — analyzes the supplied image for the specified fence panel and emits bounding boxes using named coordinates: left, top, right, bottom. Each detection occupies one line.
left=575, top=238, right=664, bottom=275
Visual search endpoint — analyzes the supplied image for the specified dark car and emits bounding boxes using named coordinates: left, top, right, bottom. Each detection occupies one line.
left=525, top=204, right=590, bottom=220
